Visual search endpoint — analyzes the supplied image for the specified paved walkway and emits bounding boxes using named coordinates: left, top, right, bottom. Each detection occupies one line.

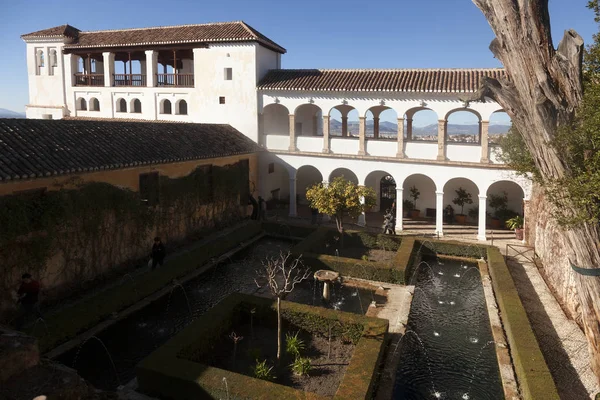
left=503, top=253, right=599, bottom=399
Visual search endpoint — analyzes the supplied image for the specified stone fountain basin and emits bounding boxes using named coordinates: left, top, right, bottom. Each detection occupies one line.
left=314, top=270, right=340, bottom=282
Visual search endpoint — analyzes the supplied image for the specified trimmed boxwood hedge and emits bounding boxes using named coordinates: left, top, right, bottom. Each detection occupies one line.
left=261, top=221, right=317, bottom=239
left=37, top=221, right=262, bottom=353
left=291, top=227, right=406, bottom=284
left=486, top=247, right=559, bottom=400
left=136, top=293, right=388, bottom=400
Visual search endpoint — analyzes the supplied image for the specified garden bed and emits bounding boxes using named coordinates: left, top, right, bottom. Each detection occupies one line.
left=136, top=293, right=388, bottom=400
left=312, top=230, right=401, bottom=262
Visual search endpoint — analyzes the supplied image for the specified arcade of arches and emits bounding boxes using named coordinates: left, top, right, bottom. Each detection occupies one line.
left=262, top=161, right=527, bottom=241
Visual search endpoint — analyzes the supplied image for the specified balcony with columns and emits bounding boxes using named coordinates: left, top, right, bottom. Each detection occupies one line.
left=70, top=49, right=194, bottom=88
left=261, top=102, right=504, bottom=165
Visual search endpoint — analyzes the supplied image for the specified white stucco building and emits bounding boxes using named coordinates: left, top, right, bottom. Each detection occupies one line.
left=21, top=22, right=531, bottom=241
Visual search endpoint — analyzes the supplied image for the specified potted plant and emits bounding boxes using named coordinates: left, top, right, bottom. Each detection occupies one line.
left=402, top=199, right=414, bottom=218
left=506, top=215, right=524, bottom=240
left=452, top=187, right=473, bottom=224
left=488, top=191, right=508, bottom=229
left=409, top=186, right=421, bottom=218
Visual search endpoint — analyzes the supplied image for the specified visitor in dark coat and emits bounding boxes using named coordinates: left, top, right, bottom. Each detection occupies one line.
left=151, top=237, right=166, bottom=270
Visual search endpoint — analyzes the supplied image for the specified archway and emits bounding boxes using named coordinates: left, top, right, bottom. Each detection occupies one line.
left=297, top=165, right=323, bottom=203
left=443, top=178, right=480, bottom=226
left=366, top=107, right=398, bottom=139
left=445, top=109, right=482, bottom=143
left=402, top=174, right=437, bottom=222
left=116, top=98, right=127, bottom=113
left=405, top=108, right=438, bottom=141
left=263, top=104, right=289, bottom=136
left=329, top=105, right=358, bottom=137
left=329, top=168, right=358, bottom=184
left=365, top=170, right=396, bottom=212
left=489, top=110, right=512, bottom=146
left=176, top=100, right=188, bottom=115
left=295, top=104, right=323, bottom=136
left=486, top=180, right=525, bottom=229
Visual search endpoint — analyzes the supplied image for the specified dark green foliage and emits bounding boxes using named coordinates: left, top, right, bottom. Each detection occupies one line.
left=495, top=127, right=540, bottom=180
left=452, top=187, right=473, bottom=215
left=252, top=359, right=275, bottom=381
left=138, top=293, right=388, bottom=400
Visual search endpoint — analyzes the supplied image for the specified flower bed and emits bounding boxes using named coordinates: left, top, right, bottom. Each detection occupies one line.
left=136, top=293, right=388, bottom=400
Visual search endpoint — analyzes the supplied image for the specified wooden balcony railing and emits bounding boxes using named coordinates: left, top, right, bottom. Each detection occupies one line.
left=113, top=74, right=146, bottom=87
left=156, top=73, right=194, bottom=87
left=74, top=73, right=104, bottom=87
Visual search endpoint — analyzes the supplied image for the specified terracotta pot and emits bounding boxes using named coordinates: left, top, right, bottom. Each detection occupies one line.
left=455, top=214, right=467, bottom=224
left=491, top=218, right=502, bottom=229
left=515, top=228, right=524, bottom=240
left=410, top=209, right=421, bottom=218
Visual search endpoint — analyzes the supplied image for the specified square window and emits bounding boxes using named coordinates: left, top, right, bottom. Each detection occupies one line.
left=268, top=163, right=274, bottom=174
left=224, top=68, right=233, bottom=80
left=219, top=96, right=226, bottom=104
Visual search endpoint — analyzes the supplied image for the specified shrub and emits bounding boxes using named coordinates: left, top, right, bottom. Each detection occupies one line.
left=290, top=356, right=312, bottom=376
left=285, top=331, right=305, bottom=358
left=252, top=359, right=275, bottom=381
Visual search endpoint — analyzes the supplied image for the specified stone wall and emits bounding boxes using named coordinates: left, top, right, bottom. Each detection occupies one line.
left=526, top=185, right=582, bottom=325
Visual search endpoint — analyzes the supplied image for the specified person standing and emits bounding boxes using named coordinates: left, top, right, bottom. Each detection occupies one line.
left=151, top=237, right=166, bottom=270
left=258, top=196, right=266, bottom=221
left=15, top=273, right=42, bottom=329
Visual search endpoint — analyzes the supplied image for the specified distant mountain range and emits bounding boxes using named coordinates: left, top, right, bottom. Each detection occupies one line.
left=330, top=119, right=510, bottom=136
left=0, top=108, right=25, bottom=118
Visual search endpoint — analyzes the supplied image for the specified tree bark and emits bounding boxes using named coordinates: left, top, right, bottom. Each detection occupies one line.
left=468, top=0, right=600, bottom=383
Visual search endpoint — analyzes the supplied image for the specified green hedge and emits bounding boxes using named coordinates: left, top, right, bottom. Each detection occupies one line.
left=261, top=221, right=317, bottom=239
left=486, top=247, right=559, bottom=400
left=291, top=228, right=406, bottom=284
left=37, top=221, right=262, bottom=353
left=137, top=293, right=388, bottom=400
left=414, top=238, right=489, bottom=260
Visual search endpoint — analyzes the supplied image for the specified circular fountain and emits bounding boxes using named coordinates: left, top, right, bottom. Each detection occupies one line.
left=314, top=270, right=340, bottom=301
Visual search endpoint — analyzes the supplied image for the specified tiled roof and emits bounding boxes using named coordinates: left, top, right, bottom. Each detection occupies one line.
left=0, top=119, right=261, bottom=182
left=31, top=21, right=285, bottom=53
left=257, top=68, right=506, bottom=93
left=21, top=24, right=81, bottom=39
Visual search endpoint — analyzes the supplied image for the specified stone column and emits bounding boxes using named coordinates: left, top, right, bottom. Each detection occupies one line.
left=396, top=188, right=403, bottom=232
left=435, top=191, right=444, bottom=237
left=406, top=118, right=413, bottom=140
left=358, top=116, right=366, bottom=155
left=397, top=117, right=405, bottom=158
left=437, top=120, right=446, bottom=161
left=373, top=117, right=380, bottom=139
left=288, top=114, right=297, bottom=151
left=102, top=52, right=114, bottom=87
left=289, top=173, right=297, bottom=217
left=478, top=195, right=487, bottom=241
left=342, top=116, right=348, bottom=137
left=145, top=50, right=158, bottom=87
left=357, top=196, right=366, bottom=226
left=322, top=115, right=330, bottom=153
left=480, top=120, right=490, bottom=163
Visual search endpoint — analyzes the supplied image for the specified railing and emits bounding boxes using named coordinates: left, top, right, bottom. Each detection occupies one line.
left=113, top=74, right=146, bottom=87
left=74, top=73, right=104, bottom=87
left=156, top=73, right=194, bottom=87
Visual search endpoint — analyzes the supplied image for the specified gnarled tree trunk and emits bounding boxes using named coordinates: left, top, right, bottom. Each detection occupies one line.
left=467, top=0, right=600, bottom=384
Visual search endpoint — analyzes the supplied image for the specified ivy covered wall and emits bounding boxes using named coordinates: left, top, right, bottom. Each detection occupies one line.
left=0, top=154, right=256, bottom=320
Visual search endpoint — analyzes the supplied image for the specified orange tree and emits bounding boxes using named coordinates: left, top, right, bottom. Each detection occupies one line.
left=306, top=176, right=376, bottom=239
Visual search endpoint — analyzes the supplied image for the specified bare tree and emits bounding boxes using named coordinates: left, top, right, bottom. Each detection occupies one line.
left=257, top=252, right=311, bottom=362
left=466, top=0, right=600, bottom=382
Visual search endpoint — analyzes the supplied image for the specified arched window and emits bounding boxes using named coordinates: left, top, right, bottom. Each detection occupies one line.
left=49, top=50, right=57, bottom=67
left=76, top=97, right=87, bottom=111
left=35, top=49, right=44, bottom=75
left=161, top=99, right=172, bottom=114
left=132, top=99, right=142, bottom=113
left=116, top=98, right=127, bottom=113
left=89, top=98, right=100, bottom=112
left=177, top=100, right=188, bottom=115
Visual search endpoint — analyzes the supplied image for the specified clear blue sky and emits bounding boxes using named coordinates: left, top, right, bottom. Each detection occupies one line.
left=0, top=0, right=597, bottom=122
